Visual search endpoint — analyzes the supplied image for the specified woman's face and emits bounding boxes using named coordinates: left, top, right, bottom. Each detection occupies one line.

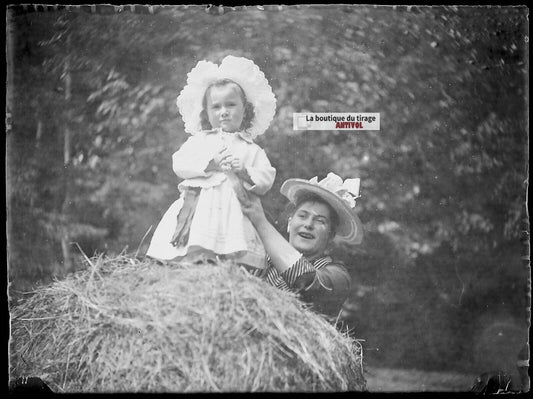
left=206, top=83, right=245, bottom=132
left=288, top=201, right=334, bottom=260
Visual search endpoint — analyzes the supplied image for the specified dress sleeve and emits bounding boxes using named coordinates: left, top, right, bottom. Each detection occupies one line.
left=242, top=147, right=276, bottom=196
left=172, top=134, right=220, bottom=179
left=280, top=256, right=352, bottom=317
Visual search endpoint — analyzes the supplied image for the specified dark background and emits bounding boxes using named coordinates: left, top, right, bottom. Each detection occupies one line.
left=6, top=4, right=529, bottom=381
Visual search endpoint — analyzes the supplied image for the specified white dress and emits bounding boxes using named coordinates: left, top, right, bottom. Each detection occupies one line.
left=146, top=130, right=276, bottom=269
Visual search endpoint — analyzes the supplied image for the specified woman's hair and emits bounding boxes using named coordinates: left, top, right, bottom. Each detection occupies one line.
left=290, top=192, right=339, bottom=238
left=200, top=79, right=255, bottom=131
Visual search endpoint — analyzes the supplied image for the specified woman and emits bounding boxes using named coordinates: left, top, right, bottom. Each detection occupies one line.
left=237, top=173, right=364, bottom=321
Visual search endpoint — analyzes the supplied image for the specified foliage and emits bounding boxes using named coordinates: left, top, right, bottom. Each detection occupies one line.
left=6, top=5, right=528, bottom=372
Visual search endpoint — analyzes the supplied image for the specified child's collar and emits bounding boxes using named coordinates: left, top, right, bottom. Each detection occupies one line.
left=203, top=128, right=254, bottom=143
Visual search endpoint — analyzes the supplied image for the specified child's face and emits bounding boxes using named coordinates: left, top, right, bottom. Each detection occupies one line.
left=206, top=84, right=245, bottom=132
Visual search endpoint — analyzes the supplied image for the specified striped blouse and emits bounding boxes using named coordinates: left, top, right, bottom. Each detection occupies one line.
left=252, top=255, right=352, bottom=319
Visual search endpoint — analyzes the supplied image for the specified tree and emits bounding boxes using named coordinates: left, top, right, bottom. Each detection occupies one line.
left=7, top=4, right=528, bottom=372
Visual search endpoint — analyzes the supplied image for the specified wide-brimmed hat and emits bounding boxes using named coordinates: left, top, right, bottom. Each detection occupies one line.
left=176, top=55, right=277, bottom=139
left=280, top=173, right=364, bottom=245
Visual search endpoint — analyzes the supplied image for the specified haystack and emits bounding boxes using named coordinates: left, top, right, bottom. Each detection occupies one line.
left=9, top=255, right=366, bottom=393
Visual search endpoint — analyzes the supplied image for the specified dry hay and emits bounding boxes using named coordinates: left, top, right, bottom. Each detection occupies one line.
left=9, top=255, right=366, bottom=393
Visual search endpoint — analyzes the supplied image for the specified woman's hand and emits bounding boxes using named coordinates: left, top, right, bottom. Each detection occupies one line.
left=235, top=188, right=266, bottom=225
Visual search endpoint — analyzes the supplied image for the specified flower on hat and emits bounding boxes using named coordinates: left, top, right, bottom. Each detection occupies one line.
left=280, top=172, right=363, bottom=244
left=309, top=173, right=361, bottom=209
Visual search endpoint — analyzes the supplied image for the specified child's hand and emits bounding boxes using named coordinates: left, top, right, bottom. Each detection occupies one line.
left=211, top=147, right=232, bottom=171
left=227, top=155, right=244, bottom=172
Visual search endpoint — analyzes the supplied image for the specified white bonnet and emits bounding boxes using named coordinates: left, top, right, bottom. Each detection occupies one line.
left=176, top=55, right=277, bottom=139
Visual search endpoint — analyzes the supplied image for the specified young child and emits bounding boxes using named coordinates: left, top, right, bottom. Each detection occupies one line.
left=146, top=56, right=277, bottom=270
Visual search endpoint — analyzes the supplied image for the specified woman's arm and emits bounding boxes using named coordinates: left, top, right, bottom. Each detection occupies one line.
left=238, top=192, right=301, bottom=274
left=238, top=192, right=351, bottom=316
